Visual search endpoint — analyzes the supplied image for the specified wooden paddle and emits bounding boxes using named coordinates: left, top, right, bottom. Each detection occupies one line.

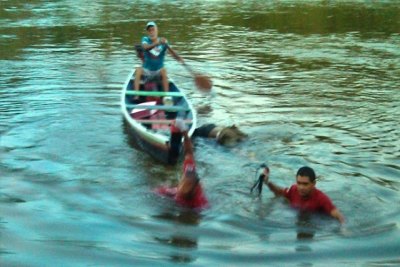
left=166, top=45, right=213, bottom=92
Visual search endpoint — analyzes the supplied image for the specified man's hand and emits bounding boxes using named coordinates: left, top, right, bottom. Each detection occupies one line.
left=175, top=118, right=188, bottom=132
left=331, top=208, right=346, bottom=224
left=263, top=174, right=269, bottom=183
left=160, top=37, right=168, bottom=45
left=262, top=167, right=270, bottom=183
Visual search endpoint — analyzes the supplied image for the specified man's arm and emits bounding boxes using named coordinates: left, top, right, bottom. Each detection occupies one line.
left=265, top=180, right=286, bottom=197
left=142, top=41, right=160, bottom=51
left=183, top=131, right=193, bottom=157
left=174, top=119, right=192, bottom=156
left=330, top=208, right=345, bottom=224
left=260, top=171, right=286, bottom=196
left=142, top=37, right=167, bottom=51
left=166, top=45, right=183, bottom=62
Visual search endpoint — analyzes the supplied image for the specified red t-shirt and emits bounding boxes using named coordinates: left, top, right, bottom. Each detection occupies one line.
left=155, top=184, right=209, bottom=209
left=283, top=185, right=336, bottom=215
left=154, top=156, right=209, bottom=209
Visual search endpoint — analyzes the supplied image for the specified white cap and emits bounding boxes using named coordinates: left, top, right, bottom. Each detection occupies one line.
left=146, top=21, right=157, bottom=29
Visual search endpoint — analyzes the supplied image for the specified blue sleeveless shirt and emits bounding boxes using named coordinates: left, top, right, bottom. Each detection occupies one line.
left=141, top=36, right=168, bottom=71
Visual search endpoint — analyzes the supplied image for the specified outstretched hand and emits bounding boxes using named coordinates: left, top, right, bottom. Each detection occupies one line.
left=174, top=118, right=188, bottom=132
left=160, top=37, right=168, bottom=45
left=251, top=165, right=270, bottom=196
left=262, top=168, right=270, bottom=183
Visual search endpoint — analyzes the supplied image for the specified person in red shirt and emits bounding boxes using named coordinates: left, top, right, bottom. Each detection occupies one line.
left=264, top=166, right=345, bottom=224
left=155, top=121, right=209, bottom=210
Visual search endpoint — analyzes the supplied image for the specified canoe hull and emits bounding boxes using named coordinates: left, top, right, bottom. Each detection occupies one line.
left=121, top=70, right=196, bottom=164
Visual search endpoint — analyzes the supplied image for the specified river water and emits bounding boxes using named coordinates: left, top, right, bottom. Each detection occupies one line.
left=1, top=1, right=399, bottom=266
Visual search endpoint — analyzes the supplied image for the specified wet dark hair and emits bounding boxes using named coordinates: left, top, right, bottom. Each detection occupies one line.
left=296, top=166, right=316, bottom=182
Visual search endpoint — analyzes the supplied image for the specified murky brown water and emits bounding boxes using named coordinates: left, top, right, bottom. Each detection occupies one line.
left=1, top=1, right=399, bottom=266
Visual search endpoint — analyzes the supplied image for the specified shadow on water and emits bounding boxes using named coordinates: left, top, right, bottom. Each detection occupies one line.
left=122, top=118, right=144, bottom=155
left=152, top=210, right=202, bottom=264
left=295, top=212, right=317, bottom=241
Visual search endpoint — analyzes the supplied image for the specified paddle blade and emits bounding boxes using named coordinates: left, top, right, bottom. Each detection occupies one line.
left=194, top=74, right=212, bottom=92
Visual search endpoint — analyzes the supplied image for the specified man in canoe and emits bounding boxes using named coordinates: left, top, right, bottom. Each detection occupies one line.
left=263, top=166, right=345, bottom=224
left=155, top=120, right=209, bottom=210
left=134, top=21, right=182, bottom=100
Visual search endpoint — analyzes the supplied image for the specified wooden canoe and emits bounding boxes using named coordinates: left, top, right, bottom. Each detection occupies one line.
left=121, top=70, right=197, bottom=164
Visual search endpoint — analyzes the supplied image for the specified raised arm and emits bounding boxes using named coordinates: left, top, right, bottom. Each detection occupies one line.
left=173, top=118, right=193, bottom=158
left=142, top=37, right=167, bottom=51
left=256, top=168, right=286, bottom=197
left=182, top=131, right=193, bottom=157
left=265, top=180, right=286, bottom=197
left=142, top=41, right=160, bottom=51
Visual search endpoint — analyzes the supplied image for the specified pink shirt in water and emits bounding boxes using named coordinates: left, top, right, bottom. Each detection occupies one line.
left=155, top=184, right=209, bottom=209
left=284, top=185, right=336, bottom=214
left=154, top=157, right=209, bottom=209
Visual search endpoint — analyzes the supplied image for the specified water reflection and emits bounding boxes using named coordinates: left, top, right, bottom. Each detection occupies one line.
left=296, top=212, right=316, bottom=241
left=153, top=210, right=201, bottom=264
left=122, top=117, right=143, bottom=153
